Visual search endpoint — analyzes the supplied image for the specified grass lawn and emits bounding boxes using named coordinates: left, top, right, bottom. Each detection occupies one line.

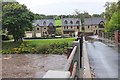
left=55, top=20, right=62, bottom=26
left=2, top=38, right=75, bottom=51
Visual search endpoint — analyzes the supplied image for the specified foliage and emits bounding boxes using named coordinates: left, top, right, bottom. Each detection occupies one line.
left=56, top=27, right=62, bottom=36
left=106, top=11, right=120, bottom=32
left=104, top=2, right=118, bottom=21
left=2, top=2, right=34, bottom=42
left=2, top=38, right=75, bottom=54
left=104, top=1, right=120, bottom=32
left=34, top=13, right=45, bottom=19
left=92, top=14, right=101, bottom=17
left=73, top=9, right=91, bottom=25
left=36, top=42, right=68, bottom=54
left=55, top=20, right=62, bottom=26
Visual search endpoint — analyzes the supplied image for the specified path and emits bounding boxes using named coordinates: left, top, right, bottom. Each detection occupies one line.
left=86, top=41, right=118, bottom=78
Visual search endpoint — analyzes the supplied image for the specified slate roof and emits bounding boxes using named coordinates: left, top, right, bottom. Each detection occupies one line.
left=33, top=19, right=55, bottom=27
left=84, top=17, right=105, bottom=26
left=62, top=18, right=81, bottom=26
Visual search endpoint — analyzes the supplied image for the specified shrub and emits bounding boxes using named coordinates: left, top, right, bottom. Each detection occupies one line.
left=36, top=42, right=69, bottom=54
left=2, top=38, right=74, bottom=54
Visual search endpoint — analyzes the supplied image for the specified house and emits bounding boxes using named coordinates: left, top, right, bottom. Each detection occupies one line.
left=84, top=17, right=105, bottom=35
left=25, top=19, right=56, bottom=38
left=62, top=18, right=82, bottom=37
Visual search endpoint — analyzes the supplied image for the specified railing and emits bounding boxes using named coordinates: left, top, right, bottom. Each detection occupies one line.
left=119, top=31, right=120, bottom=43
left=43, top=36, right=83, bottom=79
left=98, top=30, right=120, bottom=45
left=98, top=30, right=120, bottom=53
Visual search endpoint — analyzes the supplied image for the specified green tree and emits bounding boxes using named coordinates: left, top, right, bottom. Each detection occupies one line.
left=106, top=11, right=120, bottom=32
left=74, top=9, right=91, bottom=25
left=92, top=14, right=101, bottom=17
left=34, top=13, right=45, bottom=19
left=2, top=2, right=34, bottom=42
left=104, top=1, right=120, bottom=32
left=104, top=2, right=118, bottom=21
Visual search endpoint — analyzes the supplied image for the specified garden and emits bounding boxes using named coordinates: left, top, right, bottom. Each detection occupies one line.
left=2, top=38, right=75, bottom=54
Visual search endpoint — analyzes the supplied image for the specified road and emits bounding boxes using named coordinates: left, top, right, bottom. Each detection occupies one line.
left=86, top=41, right=118, bottom=78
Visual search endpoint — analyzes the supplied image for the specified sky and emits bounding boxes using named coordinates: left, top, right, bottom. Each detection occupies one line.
left=16, top=0, right=118, bottom=15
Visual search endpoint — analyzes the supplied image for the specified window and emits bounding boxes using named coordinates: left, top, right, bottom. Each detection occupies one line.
left=43, top=21, right=46, bottom=26
left=71, top=26, right=72, bottom=29
left=67, top=26, right=68, bottom=29
left=37, top=28, right=39, bottom=30
left=76, top=21, right=80, bottom=24
left=77, top=26, right=79, bottom=29
left=64, top=26, right=66, bottom=29
left=44, top=28, right=46, bottom=29
left=43, top=32, right=44, bottom=34
left=88, top=26, right=90, bottom=28
left=70, top=21, right=73, bottom=24
left=95, top=26, right=97, bottom=28
left=64, top=20, right=68, bottom=24
left=45, top=32, right=47, bottom=34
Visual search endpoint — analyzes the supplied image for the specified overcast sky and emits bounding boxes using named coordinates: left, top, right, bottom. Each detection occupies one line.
left=17, top=0, right=118, bottom=15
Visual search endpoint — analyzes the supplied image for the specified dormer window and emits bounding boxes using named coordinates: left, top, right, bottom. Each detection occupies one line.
left=70, top=21, right=73, bottom=24
left=76, top=21, right=80, bottom=25
left=48, top=23, right=54, bottom=27
left=64, top=20, right=68, bottom=24
left=37, top=28, right=39, bottom=30
left=43, top=21, right=46, bottom=26
left=36, top=24, right=39, bottom=27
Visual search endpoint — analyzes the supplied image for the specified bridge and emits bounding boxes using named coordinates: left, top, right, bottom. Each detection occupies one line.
left=42, top=30, right=120, bottom=79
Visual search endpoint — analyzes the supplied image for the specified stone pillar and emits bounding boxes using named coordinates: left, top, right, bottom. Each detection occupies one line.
left=114, top=30, right=119, bottom=52
left=114, top=30, right=119, bottom=46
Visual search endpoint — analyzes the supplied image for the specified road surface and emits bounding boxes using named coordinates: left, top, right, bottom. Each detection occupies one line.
left=86, top=41, right=118, bottom=78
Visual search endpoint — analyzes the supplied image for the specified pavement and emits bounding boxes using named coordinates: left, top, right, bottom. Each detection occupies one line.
left=86, top=41, right=118, bottom=78
left=83, top=41, right=92, bottom=78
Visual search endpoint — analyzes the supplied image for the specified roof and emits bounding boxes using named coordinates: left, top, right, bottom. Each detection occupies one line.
left=62, top=18, right=81, bottom=26
left=84, top=17, right=105, bottom=26
left=33, top=19, right=55, bottom=27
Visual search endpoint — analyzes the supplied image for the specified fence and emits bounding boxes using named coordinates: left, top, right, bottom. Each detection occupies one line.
left=98, top=30, right=120, bottom=44
left=98, top=30, right=120, bottom=53
left=43, top=36, right=83, bottom=79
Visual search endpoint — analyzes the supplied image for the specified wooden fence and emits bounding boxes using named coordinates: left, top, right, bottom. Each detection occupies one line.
left=98, top=30, right=120, bottom=44
left=98, top=30, right=120, bottom=53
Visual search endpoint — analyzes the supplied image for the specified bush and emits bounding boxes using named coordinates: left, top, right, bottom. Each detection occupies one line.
left=2, top=43, right=37, bottom=54
left=2, top=38, right=74, bottom=54
left=36, top=42, right=69, bottom=54
left=2, top=35, right=9, bottom=40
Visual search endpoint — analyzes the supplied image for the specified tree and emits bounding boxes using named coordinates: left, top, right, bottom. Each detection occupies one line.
left=106, top=11, right=120, bottom=32
left=74, top=9, right=91, bottom=25
left=104, top=1, right=120, bottom=32
left=2, top=2, right=34, bottom=42
left=34, top=13, right=45, bottom=20
left=104, top=2, right=118, bottom=21
left=92, top=14, right=101, bottom=17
